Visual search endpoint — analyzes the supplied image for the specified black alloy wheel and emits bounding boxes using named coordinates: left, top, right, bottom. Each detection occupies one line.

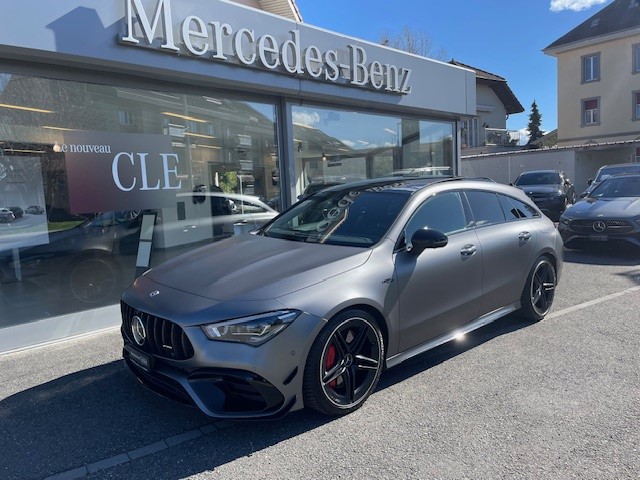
left=303, top=310, right=384, bottom=416
left=68, top=254, right=120, bottom=304
left=520, top=256, right=557, bottom=321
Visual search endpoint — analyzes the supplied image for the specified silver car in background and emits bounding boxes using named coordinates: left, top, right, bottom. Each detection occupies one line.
left=121, top=177, right=563, bottom=419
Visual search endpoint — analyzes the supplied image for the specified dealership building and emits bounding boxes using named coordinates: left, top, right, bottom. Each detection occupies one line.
left=0, top=0, right=476, bottom=352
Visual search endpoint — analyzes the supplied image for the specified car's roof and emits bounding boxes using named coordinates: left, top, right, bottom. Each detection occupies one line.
left=601, top=173, right=640, bottom=180
left=598, top=163, right=640, bottom=170
left=313, top=176, right=502, bottom=196
left=518, top=169, right=561, bottom=175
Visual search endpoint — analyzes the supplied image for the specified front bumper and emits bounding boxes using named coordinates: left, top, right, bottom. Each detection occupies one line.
left=558, top=218, right=640, bottom=249
left=121, top=302, right=325, bottom=419
left=529, top=196, right=566, bottom=219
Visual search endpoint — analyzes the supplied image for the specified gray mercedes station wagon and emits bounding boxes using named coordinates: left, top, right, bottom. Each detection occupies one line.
left=121, top=177, right=563, bottom=419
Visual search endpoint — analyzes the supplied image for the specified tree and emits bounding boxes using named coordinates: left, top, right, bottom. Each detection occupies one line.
left=379, top=26, right=447, bottom=61
left=526, top=101, right=544, bottom=145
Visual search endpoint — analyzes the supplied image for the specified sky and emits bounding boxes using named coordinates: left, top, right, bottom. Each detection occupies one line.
left=294, top=0, right=615, bottom=141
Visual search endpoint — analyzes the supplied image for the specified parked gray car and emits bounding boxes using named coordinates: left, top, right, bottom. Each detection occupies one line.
left=121, top=177, right=563, bottom=419
left=580, top=163, right=640, bottom=198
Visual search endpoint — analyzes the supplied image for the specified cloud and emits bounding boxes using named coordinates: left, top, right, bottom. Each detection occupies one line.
left=549, top=0, right=608, bottom=12
left=516, top=128, right=530, bottom=146
left=292, top=111, right=320, bottom=127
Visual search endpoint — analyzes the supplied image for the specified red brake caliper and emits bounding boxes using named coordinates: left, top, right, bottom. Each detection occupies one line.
left=325, top=344, right=337, bottom=389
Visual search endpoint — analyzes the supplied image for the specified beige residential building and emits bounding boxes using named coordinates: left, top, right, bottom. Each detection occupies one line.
left=231, top=0, right=302, bottom=21
left=544, top=0, right=640, bottom=162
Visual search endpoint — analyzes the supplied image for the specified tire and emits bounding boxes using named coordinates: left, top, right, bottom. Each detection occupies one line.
left=303, top=309, right=384, bottom=416
left=519, top=256, right=557, bottom=322
left=67, top=254, right=121, bottom=304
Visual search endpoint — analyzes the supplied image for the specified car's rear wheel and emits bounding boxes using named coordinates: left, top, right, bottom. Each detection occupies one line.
left=303, top=309, right=384, bottom=416
left=520, top=256, right=556, bottom=321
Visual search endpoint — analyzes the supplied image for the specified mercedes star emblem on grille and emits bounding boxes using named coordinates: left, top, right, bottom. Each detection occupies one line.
left=132, top=315, right=146, bottom=346
left=593, top=221, right=607, bottom=233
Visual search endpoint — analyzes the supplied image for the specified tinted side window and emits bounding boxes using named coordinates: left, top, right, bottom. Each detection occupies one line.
left=465, top=191, right=506, bottom=227
left=498, top=194, right=540, bottom=220
left=405, top=191, right=467, bottom=246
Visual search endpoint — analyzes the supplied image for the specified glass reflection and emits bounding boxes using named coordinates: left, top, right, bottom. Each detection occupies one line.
left=0, top=74, right=279, bottom=327
left=291, top=105, right=454, bottom=197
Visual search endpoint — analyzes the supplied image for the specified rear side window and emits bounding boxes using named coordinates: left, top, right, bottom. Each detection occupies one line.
left=497, top=194, right=541, bottom=220
left=465, top=191, right=506, bottom=227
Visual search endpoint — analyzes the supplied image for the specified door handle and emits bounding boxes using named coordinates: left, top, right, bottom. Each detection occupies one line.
left=460, top=244, right=477, bottom=256
left=519, top=231, right=532, bottom=241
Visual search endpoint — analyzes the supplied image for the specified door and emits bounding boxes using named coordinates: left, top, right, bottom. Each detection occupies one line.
left=394, top=191, right=483, bottom=352
left=465, top=191, right=539, bottom=313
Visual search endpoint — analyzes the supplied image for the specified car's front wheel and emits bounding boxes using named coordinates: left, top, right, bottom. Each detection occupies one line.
left=303, top=309, right=384, bottom=416
left=519, top=256, right=557, bottom=321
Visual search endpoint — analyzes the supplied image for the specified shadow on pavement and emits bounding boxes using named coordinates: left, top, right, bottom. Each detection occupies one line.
left=1, top=314, right=534, bottom=480
left=563, top=246, right=640, bottom=266
left=378, top=312, right=531, bottom=391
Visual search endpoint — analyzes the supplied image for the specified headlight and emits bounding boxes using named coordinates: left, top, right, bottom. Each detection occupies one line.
left=560, top=217, right=571, bottom=225
left=201, top=310, right=300, bottom=346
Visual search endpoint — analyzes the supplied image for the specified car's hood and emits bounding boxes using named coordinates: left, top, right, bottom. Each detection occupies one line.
left=145, top=233, right=372, bottom=301
left=565, top=197, right=640, bottom=218
left=515, top=184, right=562, bottom=194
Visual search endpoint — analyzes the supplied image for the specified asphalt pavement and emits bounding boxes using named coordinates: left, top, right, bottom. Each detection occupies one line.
left=1, top=247, right=639, bottom=480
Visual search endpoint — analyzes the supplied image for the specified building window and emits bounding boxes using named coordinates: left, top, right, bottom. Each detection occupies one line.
left=461, top=118, right=479, bottom=148
left=0, top=72, right=279, bottom=331
left=582, top=53, right=600, bottom=83
left=291, top=104, right=455, bottom=197
left=634, top=44, right=640, bottom=73
left=582, top=98, right=599, bottom=125
left=118, top=110, right=134, bottom=126
left=636, top=147, right=640, bottom=162
left=634, top=91, right=640, bottom=121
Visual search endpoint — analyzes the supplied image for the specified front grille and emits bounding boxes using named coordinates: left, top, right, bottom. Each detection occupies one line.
left=529, top=194, right=552, bottom=202
left=569, top=219, right=634, bottom=234
left=121, top=301, right=194, bottom=360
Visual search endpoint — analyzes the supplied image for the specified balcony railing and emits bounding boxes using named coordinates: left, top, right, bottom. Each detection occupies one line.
left=483, top=128, right=520, bottom=147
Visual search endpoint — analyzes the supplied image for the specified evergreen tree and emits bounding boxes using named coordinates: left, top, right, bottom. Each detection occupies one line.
left=527, top=101, right=544, bottom=145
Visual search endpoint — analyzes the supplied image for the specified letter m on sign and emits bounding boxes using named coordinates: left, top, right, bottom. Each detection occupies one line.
left=121, top=0, right=179, bottom=51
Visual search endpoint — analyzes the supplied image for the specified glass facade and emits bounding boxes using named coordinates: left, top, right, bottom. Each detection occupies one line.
left=0, top=73, right=279, bottom=328
left=292, top=104, right=454, bottom=198
left=0, top=72, right=456, bottom=334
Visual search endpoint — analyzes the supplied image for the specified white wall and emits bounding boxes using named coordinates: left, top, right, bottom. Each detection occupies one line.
left=462, top=150, right=577, bottom=186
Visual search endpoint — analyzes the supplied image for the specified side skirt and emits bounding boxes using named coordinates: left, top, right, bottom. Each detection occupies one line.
left=385, top=302, right=520, bottom=369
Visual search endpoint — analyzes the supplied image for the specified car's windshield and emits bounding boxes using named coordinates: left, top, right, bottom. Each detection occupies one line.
left=515, top=172, right=561, bottom=186
left=590, top=176, right=640, bottom=198
left=261, top=185, right=410, bottom=247
left=594, top=165, right=640, bottom=182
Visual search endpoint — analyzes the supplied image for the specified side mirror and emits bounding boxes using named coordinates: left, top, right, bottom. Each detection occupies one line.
left=509, top=182, right=514, bottom=186
left=409, top=228, right=448, bottom=253
left=587, top=179, right=593, bottom=186
left=579, top=192, right=587, bottom=198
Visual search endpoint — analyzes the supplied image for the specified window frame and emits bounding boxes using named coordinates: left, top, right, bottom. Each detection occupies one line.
left=463, top=190, right=507, bottom=229
left=633, top=44, right=640, bottom=74
left=633, top=90, right=640, bottom=121
left=582, top=97, right=600, bottom=126
left=399, top=190, right=472, bottom=251
left=582, top=52, right=601, bottom=83
left=497, top=193, right=541, bottom=221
